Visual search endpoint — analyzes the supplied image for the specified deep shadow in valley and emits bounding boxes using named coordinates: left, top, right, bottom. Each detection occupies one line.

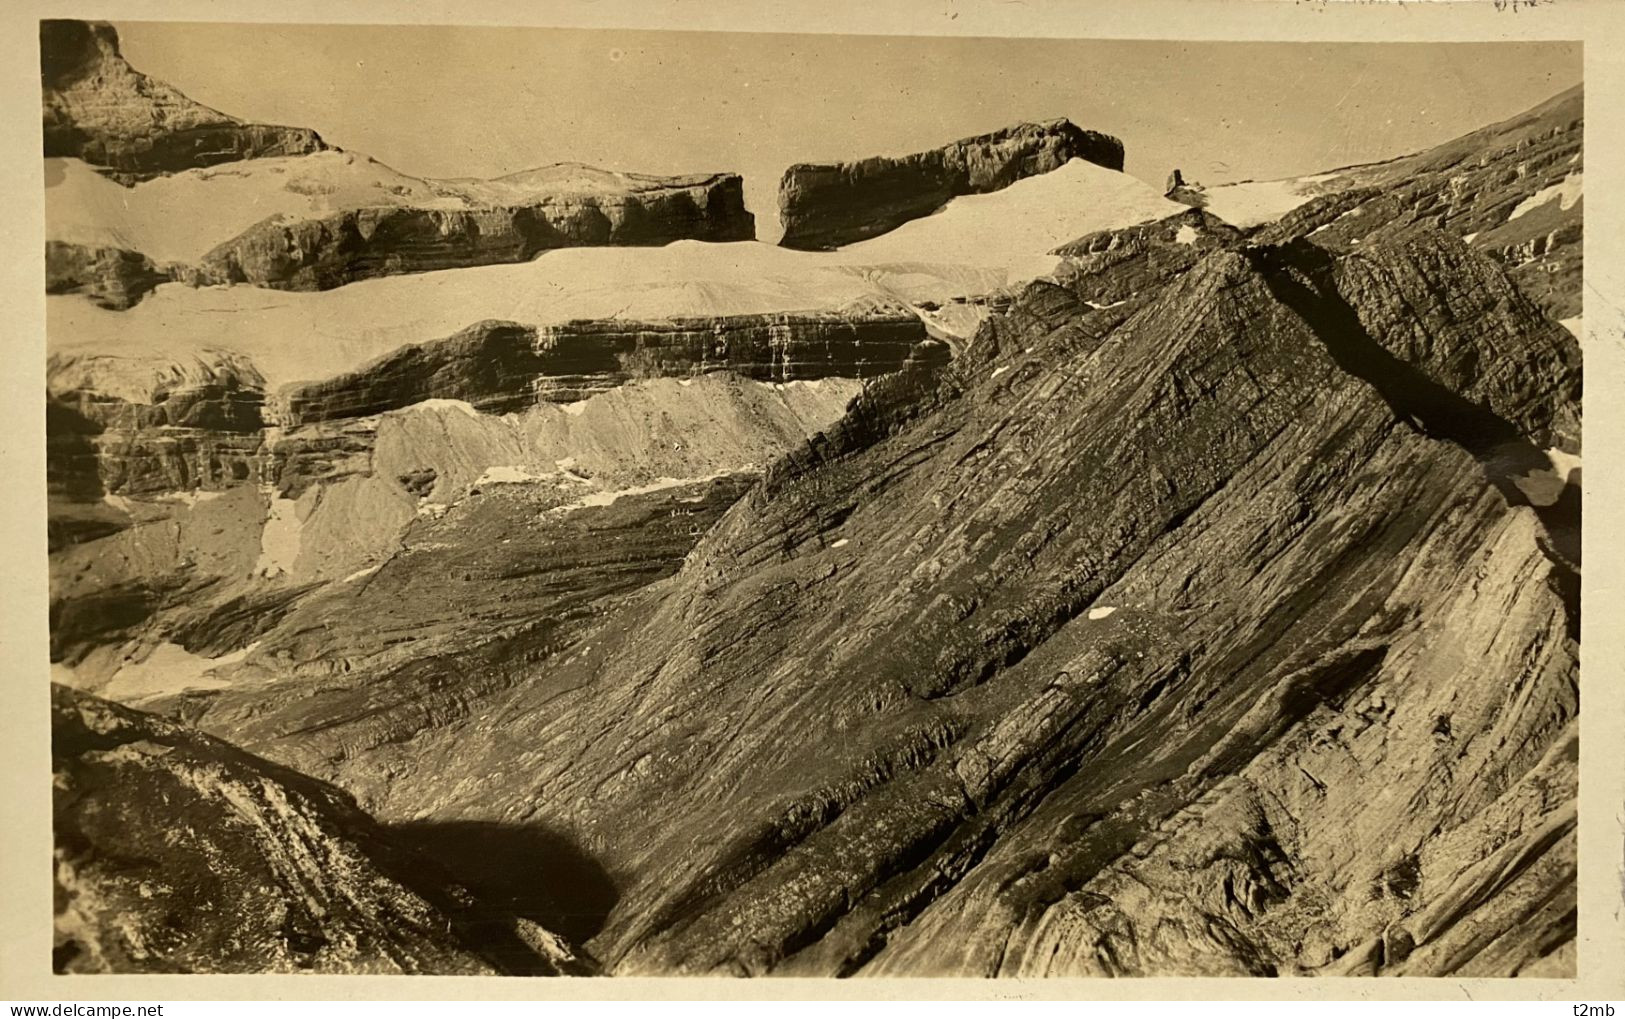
left=388, top=820, right=619, bottom=950
left=1248, top=238, right=1582, bottom=595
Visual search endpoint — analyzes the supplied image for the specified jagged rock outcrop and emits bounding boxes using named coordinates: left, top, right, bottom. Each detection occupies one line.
left=1163, top=168, right=1208, bottom=210
left=193, top=169, right=756, bottom=292
left=778, top=119, right=1125, bottom=250
left=52, top=685, right=582, bottom=974
left=41, top=20, right=329, bottom=183
left=46, top=241, right=173, bottom=308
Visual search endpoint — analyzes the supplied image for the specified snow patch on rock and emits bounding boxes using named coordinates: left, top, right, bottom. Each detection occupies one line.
left=1199, top=177, right=1321, bottom=229
left=1508, top=173, right=1583, bottom=221
left=255, top=491, right=303, bottom=577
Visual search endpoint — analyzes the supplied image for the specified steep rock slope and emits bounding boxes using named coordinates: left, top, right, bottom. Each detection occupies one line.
left=42, top=157, right=1181, bottom=512
left=778, top=120, right=1125, bottom=250
left=44, top=309, right=925, bottom=502
left=43, top=162, right=1180, bottom=451
left=43, top=69, right=1582, bottom=979
left=188, top=214, right=1577, bottom=976
left=1189, top=85, right=1582, bottom=320
left=273, top=314, right=939, bottom=424
left=52, top=685, right=582, bottom=974
left=41, top=20, right=328, bottom=182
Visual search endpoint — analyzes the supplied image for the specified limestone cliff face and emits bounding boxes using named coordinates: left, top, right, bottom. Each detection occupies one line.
left=777, top=119, right=1125, bottom=250
left=193, top=174, right=757, bottom=292
left=41, top=20, right=329, bottom=183
left=45, top=310, right=932, bottom=499
left=52, top=685, right=582, bottom=974
left=274, top=314, right=939, bottom=424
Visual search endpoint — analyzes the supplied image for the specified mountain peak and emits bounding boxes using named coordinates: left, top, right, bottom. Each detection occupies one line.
left=41, top=18, right=330, bottom=184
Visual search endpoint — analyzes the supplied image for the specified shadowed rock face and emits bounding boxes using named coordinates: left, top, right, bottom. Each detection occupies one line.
left=41, top=20, right=329, bottom=183
left=777, top=119, right=1126, bottom=250
left=51, top=685, right=583, bottom=975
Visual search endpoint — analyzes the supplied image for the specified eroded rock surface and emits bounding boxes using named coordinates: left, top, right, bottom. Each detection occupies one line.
left=52, top=685, right=582, bottom=974
left=46, top=241, right=173, bottom=309
left=778, top=120, right=1125, bottom=250
left=42, top=66, right=1582, bottom=979
left=275, top=313, right=938, bottom=424
left=46, top=370, right=865, bottom=735
left=1220, top=85, right=1583, bottom=321
left=41, top=19, right=755, bottom=299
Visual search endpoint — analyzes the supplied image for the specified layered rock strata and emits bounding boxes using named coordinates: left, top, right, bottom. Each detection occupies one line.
left=276, top=314, right=940, bottom=424
left=44, top=311, right=935, bottom=502
left=183, top=213, right=1577, bottom=977
left=1210, top=85, right=1583, bottom=320
left=192, top=171, right=756, bottom=292
left=42, top=19, right=756, bottom=298
left=778, top=120, right=1125, bottom=250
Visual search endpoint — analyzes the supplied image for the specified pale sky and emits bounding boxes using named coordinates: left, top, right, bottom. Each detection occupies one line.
left=116, top=23, right=1581, bottom=239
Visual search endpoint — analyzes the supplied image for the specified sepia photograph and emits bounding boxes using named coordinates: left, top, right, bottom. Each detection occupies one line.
left=6, top=0, right=1621, bottom=1000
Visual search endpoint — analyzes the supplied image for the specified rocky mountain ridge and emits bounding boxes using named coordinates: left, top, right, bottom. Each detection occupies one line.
left=155, top=212, right=1579, bottom=978
left=119, top=185, right=1578, bottom=977
left=778, top=119, right=1126, bottom=250
left=1181, top=84, right=1582, bottom=321
left=41, top=21, right=755, bottom=304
